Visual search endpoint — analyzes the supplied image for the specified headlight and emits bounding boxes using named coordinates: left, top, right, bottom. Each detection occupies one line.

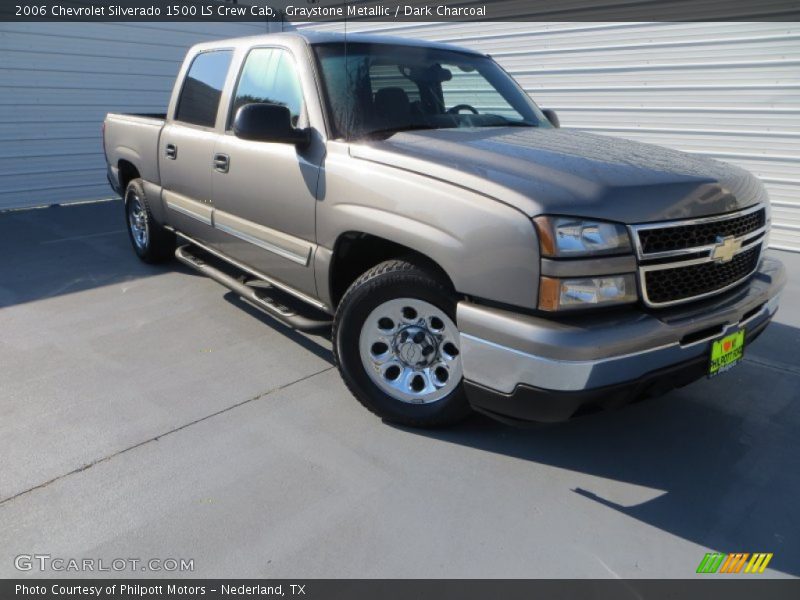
left=539, top=274, right=638, bottom=311
left=533, top=216, right=632, bottom=257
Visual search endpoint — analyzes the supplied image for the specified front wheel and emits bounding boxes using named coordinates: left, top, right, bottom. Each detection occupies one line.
left=333, top=260, right=471, bottom=427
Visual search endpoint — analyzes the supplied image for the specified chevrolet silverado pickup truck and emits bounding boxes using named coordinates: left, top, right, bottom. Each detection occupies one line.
left=103, top=32, right=786, bottom=427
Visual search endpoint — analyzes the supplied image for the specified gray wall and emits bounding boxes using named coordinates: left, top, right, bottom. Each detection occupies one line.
left=293, top=21, right=800, bottom=252
left=1, top=20, right=798, bottom=251
left=0, top=22, right=269, bottom=210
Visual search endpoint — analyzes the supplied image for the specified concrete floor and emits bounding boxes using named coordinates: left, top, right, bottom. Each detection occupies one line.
left=0, top=200, right=798, bottom=578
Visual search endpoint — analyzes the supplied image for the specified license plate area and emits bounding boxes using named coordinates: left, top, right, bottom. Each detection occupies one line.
left=708, top=329, right=745, bottom=378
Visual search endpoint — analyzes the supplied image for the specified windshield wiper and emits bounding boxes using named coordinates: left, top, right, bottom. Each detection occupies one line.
left=499, top=120, right=538, bottom=127
left=470, top=114, right=538, bottom=128
left=361, top=124, right=444, bottom=139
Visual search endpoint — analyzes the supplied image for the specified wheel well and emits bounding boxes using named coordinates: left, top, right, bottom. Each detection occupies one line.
left=329, top=232, right=454, bottom=307
left=117, top=160, right=140, bottom=193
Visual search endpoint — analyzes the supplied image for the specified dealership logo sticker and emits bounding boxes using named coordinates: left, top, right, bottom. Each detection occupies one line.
left=696, top=552, right=773, bottom=574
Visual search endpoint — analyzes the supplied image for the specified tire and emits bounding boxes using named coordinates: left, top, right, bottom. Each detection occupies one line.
left=124, top=178, right=175, bottom=264
left=333, top=259, right=472, bottom=427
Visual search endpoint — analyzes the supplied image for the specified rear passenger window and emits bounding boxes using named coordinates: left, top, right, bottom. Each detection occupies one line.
left=230, top=48, right=305, bottom=127
left=175, top=50, right=233, bottom=127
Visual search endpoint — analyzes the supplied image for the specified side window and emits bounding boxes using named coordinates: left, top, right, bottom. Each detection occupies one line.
left=175, top=50, right=233, bottom=127
left=231, top=48, right=305, bottom=127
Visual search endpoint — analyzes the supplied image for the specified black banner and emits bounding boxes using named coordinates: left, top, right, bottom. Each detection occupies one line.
left=1, top=0, right=800, bottom=22
left=4, top=580, right=800, bottom=600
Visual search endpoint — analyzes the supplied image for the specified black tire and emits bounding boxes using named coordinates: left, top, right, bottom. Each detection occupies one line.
left=124, top=178, right=175, bottom=264
left=333, top=259, right=472, bottom=428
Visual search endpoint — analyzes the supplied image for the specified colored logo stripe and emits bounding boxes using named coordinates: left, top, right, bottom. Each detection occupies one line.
left=697, top=552, right=773, bottom=574
left=697, top=553, right=725, bottom=573
left=719, top=553, right=749, bottom=573
left=745, top=553, right=773, bottom=573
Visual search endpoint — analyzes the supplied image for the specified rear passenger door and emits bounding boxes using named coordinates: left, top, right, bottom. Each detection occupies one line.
left=160, top=49, right=232, bottom=238
left=211, top=47, right=322, bottom=298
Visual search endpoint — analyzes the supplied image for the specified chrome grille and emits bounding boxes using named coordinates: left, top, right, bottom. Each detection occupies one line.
left=638, top=208, right=765, bottom=254
left=631, top=205, right=767, bottom=308
left=643, top=246, right=760, bottom=305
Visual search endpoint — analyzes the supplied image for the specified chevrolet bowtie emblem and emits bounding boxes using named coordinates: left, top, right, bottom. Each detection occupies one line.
left=711, top=235, right=742, bottom=263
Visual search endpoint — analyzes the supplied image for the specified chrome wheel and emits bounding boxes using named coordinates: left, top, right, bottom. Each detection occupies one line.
left=126, top=189, right=149, bottom=251
left=358, top=298, right=462, bottom=404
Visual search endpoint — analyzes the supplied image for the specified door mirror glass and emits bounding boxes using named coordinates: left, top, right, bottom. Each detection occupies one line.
left=233, top=103, right=310, bottom=146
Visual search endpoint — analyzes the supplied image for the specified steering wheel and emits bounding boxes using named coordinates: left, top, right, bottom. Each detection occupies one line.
left=446, top=104, right=479, bottom=115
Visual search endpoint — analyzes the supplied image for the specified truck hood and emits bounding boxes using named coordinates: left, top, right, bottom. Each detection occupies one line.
left=349, top=128, right=766, bottom=223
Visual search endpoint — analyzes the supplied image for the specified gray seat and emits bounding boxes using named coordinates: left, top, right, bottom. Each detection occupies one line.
left=373, top=87, right=412, bottom=128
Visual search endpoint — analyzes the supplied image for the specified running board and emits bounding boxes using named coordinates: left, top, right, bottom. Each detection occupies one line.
left=175, top=245, right=332, bottom=333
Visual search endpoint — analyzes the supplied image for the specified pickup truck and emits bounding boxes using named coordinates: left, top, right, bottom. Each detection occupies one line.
left=103, top=32, right=785, bottom=427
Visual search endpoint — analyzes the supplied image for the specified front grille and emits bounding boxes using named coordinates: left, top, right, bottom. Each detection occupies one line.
left=632, top=205, right=767, bottom=307
left=643, top=245, right=760, bottom=305
left=638, top=207, right=765, bottom=254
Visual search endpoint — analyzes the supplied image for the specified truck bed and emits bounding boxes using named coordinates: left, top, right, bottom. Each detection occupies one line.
left=104, top=112, right=166, bottom=191
left=124, top=113, right=167, bottom=120
left=106, top=112, right=166, bottom=125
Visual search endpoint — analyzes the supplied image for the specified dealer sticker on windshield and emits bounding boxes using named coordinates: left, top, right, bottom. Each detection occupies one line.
left=709, top=329, right=745, bottom=378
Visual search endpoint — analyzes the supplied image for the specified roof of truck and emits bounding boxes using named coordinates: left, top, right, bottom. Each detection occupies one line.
left=194, top=31, right=485, bottom=56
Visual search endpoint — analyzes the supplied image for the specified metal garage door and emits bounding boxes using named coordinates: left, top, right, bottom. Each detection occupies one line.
left=291, top=21, right=800, bottom=252
left=0, top=21, right=269, bottom=211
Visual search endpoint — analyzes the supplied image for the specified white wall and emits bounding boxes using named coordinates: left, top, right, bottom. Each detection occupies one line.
left=292, top=21, right=800, bottom=252
left=2, top=20, right=798, bottom=251
left=0, top=21, right=269, bottom=210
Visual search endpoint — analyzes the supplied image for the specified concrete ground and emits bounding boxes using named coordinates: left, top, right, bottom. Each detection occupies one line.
left=0, top=200, right=798, bottom=579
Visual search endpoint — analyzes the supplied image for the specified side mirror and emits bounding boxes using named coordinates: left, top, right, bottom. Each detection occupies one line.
left=542, top=109, right=560, bottom=128
left=233, top=103, right=311, bottom=147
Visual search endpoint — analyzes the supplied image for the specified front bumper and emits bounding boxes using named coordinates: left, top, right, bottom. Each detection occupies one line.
left=458, top=256, right=786, bottom=424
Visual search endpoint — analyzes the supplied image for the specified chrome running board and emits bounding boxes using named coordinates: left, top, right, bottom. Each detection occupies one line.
left=175, top=245, right=331, bottom=333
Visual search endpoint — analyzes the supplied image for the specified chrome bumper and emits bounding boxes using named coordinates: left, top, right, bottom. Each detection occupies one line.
left=458, top=257, right=786, bottom=396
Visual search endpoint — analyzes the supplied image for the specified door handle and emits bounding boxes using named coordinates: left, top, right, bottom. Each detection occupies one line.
left=165, top=143, right=177, bottom=159
left=213, top=153, right=230, bottom=173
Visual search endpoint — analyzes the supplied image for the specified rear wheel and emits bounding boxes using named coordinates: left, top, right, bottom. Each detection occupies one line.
left=124, top=178, right=174, bottom=264
left=333, top=260, right=471, bottom=427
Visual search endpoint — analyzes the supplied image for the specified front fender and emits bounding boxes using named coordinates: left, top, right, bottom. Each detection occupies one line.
left=317, top=150, right=541, bottom=310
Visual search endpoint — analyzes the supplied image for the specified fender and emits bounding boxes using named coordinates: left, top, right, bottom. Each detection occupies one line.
left=316, top=148, right=541, bottom=310
left=114, top=148, right=168, bottom=224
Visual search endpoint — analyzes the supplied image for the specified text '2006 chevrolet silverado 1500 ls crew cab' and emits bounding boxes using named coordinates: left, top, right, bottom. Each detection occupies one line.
left=103, top=32, right=786, bottom=427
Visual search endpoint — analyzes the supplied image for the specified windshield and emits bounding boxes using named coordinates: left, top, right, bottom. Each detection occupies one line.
left=312, top=42, right=551, bottom=140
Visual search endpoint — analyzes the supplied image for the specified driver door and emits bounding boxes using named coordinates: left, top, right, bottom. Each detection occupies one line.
left=211, top=47, right=322, bottom=298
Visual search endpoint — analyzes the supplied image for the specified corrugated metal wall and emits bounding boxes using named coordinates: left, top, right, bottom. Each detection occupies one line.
left=3, top=20, right=797, bottom=251
left=292, top=21, right=800, bottom=252
left=0, top=21, right=269, bottom=210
